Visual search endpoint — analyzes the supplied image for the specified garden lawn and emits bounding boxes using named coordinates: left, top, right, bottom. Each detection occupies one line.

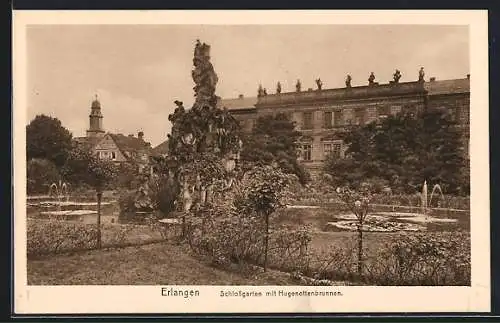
left=27, top=242, right=300, bottom=285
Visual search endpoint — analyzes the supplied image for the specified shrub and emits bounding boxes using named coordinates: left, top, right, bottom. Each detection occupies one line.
left=301, top=232, right=470, bottom=286
left=303, top=236, right=359, bottom=282
left=115, top=162, right=140, bottom=189
left=184, top=198, right=313, bottom=273
left=27, top=158, right=61, bottom=194
left=364, top=232, right=470, bottom=286
left=149, top=175, right=180, bottom=216
left=118, top=190, right=137, bottom=217
left=27, top=219, right=168, bottom=257
left=27, top=219, right=98, bottom=257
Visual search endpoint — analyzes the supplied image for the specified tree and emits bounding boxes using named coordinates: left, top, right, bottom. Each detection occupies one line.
left=237, top=165, right=294, bottom=271
left=333, top=184, right=371, bottom=277
left=87, top=157, right=118, bottom=248
left=61, top=145, right=93, bottom=186
left=26, top=115, right=73, bottom=168
left=61, top=145, right=117, bottom=248
left=324, top=110, right=468, bottom=195
left=241, top=113, right=310, bottom=185
left=27, top=158, right=60, bottom=194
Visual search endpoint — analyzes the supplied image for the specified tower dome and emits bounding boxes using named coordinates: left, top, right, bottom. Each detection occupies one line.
left=91, top=98, right=101, bottom=109
left=86, top=95, right=105, bottom=137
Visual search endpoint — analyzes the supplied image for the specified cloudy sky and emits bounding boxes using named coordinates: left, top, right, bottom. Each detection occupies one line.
left=27, top=24, right=469, bottom=146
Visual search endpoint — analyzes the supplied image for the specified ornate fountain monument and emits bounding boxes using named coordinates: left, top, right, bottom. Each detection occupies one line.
left=149, top=40, right=242, bottom=227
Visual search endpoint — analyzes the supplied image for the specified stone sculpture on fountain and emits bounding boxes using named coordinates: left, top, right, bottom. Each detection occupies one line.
left=161, top=39, right=243, bottom=224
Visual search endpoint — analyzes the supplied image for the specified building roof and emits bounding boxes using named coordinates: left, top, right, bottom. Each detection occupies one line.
left=216, top=78, right=469, bottom=111
left=152, top=139, right=169, bottom=156
left=424, top=78, right=470, bottom=95
left=218, top=96, right=258, bottom=111
left=74, top=133, right=152, bottom=162
left=73, top=136, right=102, bottom=149
left=108, top=133, right=150, bottom=151
left=256, top=81, right=428, bottom=107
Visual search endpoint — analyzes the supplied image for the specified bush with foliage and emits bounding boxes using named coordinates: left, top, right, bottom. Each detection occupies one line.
left=302, top=232, right=470, bottom=286
left=323, top=111, right=469, bottom=195
left=118, top=190, right=137, bottom=217
left=26, top=114, right=73, bottom=168
left=241, top=112, right=310, bottom=185
left=27, top=158, right=61, bottom=194
left=184, top=165, right=311, bottom=272
left=27, top=219, right=169, bottom=257
left=364, top=232, right=470, bottom=285
left=27, top=219, right=98, bottom=257
left=62, top=145, right=118, bottom=192
left=114, top=162, right=140, bottom=190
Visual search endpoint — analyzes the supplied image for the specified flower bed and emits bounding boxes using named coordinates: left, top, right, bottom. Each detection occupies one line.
left=289, top=192, right=470, bottom=211
left=304, top=231, right=471, bottom=286
left=27, top=219, right=172, bottom=258
left=325, top=219, right=424, bottom=232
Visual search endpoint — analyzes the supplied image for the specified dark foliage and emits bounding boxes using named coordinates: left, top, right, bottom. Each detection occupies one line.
left=27, top=158, right=61, bottom=194
left=324, top=110, right=469, bottom=195
left=26, top=114, right=73, bottom=168
left=61, top=145, right=118, bottom=192
left=241, top=112, right=310, bottom=185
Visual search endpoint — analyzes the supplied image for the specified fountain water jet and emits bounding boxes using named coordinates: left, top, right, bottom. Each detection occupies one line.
left=420, top=180, right=445, bottom=215
left=48, top=180, right=70, bottom=204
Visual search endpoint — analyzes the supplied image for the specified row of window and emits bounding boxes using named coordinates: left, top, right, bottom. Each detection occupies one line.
left=301, top=106, right=409, bottom=130
left=97, top=150, right=149, bottom=162
left=239, top=105, right=467, bottom=132
left=299, top=142, right=342, bottom=161
left=98, top=151, right=117, bottom=160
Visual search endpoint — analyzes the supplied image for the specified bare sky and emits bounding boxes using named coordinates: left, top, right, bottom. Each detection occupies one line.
left=27, top=25, right=469, bottom=146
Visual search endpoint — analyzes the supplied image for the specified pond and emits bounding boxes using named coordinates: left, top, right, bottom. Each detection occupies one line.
left=27, top=196, right=122, bottom=225
left=279, top=205, right=469, bottom=232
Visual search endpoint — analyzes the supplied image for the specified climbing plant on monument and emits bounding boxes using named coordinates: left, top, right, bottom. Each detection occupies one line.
left=160, top=40, right=242, bottom=230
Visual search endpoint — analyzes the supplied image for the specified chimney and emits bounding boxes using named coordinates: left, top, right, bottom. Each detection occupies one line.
left=138, top=131, right=144, bottom=140
left=238, top=94, right=244, bottom=99
left=429, top=77, right=436, bottom=82
left=467, top=74, right=470, bottom=79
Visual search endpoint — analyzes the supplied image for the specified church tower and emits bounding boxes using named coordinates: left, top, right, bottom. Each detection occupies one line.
left=86, top=95, right=105, bottom=137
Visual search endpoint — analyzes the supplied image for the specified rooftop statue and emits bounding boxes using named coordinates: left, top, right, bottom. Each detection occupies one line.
left=258, top=84, right=265, bottom=97
left=418, top=67, right=425, bottom=82
left=345, top=74, right=352, bottom=88
left=368, top=72, right=376, bottom=85
left=315, top=78, right=323, bottom=90
left=296, top=79, right=302, bottom=92
left=276, top=81, right=282, bottom=94
left=393, top=69, right=402, bottom=83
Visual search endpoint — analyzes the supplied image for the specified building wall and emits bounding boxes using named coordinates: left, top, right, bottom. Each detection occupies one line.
left=427, top=92, right=470, bottom=159
left=229, top=79, right=469, bottom=175
left=93, top=135, right=127, bottom=162
left=254, top=85, right=427, bottom=174
left=231, top=110, right=257, bottom=132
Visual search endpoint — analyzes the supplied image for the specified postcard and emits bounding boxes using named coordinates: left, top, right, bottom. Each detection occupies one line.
left=13, top=10, right=490, bottom=314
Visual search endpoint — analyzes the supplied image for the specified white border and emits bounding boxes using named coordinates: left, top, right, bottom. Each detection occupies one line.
left=13, top=10, right=490, bottom=314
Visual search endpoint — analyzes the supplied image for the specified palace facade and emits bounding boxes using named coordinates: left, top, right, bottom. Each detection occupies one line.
left=220, top=73, right=470, bottom=176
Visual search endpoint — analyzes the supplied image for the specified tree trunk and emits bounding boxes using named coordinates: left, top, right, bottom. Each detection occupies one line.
left=96, top=190, right=103, bottom=249
left=182, top=214, right=186, bottom=239
left=264, top=211, right=269, bottom=272
left=357, top=222, right=363, bottom=278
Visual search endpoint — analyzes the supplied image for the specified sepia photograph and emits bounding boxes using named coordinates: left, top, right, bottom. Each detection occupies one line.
left=13, top=10, right=490, bottom=314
